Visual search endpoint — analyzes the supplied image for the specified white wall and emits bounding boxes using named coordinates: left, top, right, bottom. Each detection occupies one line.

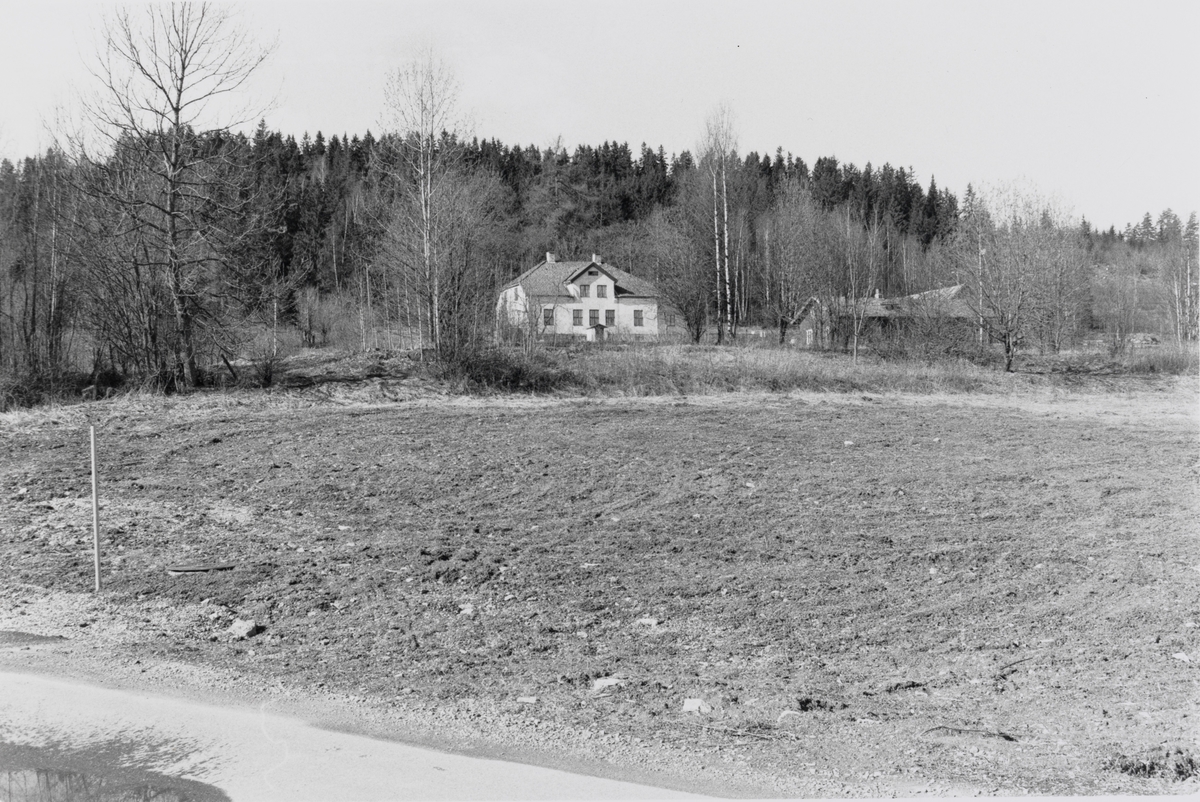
left=496, top=285, right=529, bottom=328
left=499, top=272, right=659, bottom=339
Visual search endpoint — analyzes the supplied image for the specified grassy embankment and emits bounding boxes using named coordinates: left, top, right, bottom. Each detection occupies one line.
left=4, top=334, right=1197, bottom=411
left=438, top=341, right=1199, bottom=395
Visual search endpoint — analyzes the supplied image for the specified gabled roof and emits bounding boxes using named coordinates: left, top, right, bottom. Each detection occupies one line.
left=863, top=284, right=976, bottom=319
left=502, top=258, right=659, bottom=300
left=798, top=285, right=978, bottom=323
left=795, top=296, right=819, bottom=322
left=566, top=261, right=618, bottom=284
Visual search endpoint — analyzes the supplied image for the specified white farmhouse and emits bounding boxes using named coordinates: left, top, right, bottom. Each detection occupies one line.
left=496, top=253, right=661, bottom=341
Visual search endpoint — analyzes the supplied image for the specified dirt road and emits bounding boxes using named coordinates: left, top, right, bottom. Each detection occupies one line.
left=0, top=669, right=711, bottom=800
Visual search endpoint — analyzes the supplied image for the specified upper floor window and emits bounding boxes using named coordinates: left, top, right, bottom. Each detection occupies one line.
left=578, top=284, right=590, bottom=298
left=596, top=284, right=607, bottom=298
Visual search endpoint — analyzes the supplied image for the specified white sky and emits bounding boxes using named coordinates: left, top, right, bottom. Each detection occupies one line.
left=1, top=0, right=1195, bottom=232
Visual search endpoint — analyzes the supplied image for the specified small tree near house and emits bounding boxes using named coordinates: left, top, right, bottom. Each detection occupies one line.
left=955, top=186, right=1087, bottom=371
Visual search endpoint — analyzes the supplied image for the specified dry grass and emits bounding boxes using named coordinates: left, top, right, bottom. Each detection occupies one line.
left=446, top=341, right=1198, bottom=397
left=1119, top=345, right=1200, bottom=375
left=4, top=341, right=1192, bottom=429
left=564, top=344, right=1014, bottom=395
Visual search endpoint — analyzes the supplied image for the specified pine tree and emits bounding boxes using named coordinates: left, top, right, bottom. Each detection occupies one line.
left=811, top=156, right=843, bottom=209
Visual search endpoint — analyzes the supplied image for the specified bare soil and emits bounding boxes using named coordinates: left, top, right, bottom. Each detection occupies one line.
left=1, top=371, right=1198, bottom=797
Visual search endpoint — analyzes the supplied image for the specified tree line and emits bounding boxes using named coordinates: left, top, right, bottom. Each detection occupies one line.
left=1, top=3, right=1196, bottom=406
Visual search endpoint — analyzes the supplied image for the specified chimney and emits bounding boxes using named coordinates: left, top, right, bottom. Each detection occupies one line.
left=592, top=253, right=602, bottom=264
left=546, top=252, right=556, bottom=263
left=873, top=288, right=881, bottom=299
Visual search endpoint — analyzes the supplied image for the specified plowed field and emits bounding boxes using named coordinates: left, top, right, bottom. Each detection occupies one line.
left=1, top=381, right=1197, bottom=796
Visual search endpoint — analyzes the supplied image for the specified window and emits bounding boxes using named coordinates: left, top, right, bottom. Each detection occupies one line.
left=572, top=309, right=582, bottom=326
left=605, top=310, right=614, bottom=326
left=587, top=270, right=598, bottom=276
left=596, top=284, right=607, bottom=298
left=543, top=308, right=554, bottom=327
left=589, top=309, right=599, bottom=326
left=578, top=284, right=589, bottom=297
left=634, top=309, right=644, bottom=327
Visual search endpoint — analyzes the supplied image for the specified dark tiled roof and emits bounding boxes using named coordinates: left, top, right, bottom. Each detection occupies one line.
left=502, top=259, right=659, bottom=299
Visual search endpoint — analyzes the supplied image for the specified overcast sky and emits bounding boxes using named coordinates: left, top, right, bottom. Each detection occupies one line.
left=1, top=0, right=1195, bottom=232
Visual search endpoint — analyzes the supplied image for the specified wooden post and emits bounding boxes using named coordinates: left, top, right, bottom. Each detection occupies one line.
left=90, top=425, right=101, bottom=592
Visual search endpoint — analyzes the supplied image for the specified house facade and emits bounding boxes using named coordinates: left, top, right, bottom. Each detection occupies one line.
left=497, top=254, right=661, bottom=341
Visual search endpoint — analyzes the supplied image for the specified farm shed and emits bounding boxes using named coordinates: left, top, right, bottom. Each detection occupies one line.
left=796, top=284, right=983, bottom=348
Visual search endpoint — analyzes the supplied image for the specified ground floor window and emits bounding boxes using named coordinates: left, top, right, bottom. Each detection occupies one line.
left=543, top=308, right=554, bottom=327
left=572, top=309, right=582, bottom=326
left=589, top=309, right=599, bottom=326
left=605, top=310, right=614, bottom=326
left=634, top=309, right=644, bottom=327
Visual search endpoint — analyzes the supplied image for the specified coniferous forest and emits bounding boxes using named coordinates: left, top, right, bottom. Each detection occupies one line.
left=1, top=5, right=1196, bottom=407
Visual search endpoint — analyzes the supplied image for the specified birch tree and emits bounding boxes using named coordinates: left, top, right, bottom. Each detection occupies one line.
left=1159, top=210, right=1199, bottom=344
left=699, top=105, right=736, bottom=344
left=380, top=50, right=464, bottom=357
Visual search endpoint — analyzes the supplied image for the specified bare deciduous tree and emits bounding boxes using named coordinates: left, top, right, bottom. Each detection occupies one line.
left=1157, top=210, right=1199, bottom=345
left=762, top=180, right=821, bottom=345
left=699, top=104, right=737, bottom=344
left=641, top=206, right=709, bottom=343
left=1092, top=262, right=1156, bottom=353
left=841, top=209, right=884, bottom=363
left=79, top=3, right=271, bottom=388
left=379, top=50, right=469, bottom=357
left=956, top=187, right=1088, bottom=370
left=0, top=152, right=79, bottom=387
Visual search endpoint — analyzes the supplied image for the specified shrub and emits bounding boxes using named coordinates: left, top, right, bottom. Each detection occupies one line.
left=242, top=327, right=304, bottom=388
left=1120, top=345, right=1200, bottom=376
left=0, top=370, right=98, bottom=412
left=0, top=373, right=44, bottom=412
left=1104, top=746, right=1198, bottom=781
left=439, top=348, right=580, bottom=393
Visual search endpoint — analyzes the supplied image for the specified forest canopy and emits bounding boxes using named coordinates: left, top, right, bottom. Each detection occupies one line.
left=1, top=5, right=1196, bottom=405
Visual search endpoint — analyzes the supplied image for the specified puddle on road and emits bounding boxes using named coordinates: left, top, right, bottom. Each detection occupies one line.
left=0, top=670, right=708, bottom=800
left=0, top=634, right=226, bottom=798
left=0, top=737, right=228, bottom=802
